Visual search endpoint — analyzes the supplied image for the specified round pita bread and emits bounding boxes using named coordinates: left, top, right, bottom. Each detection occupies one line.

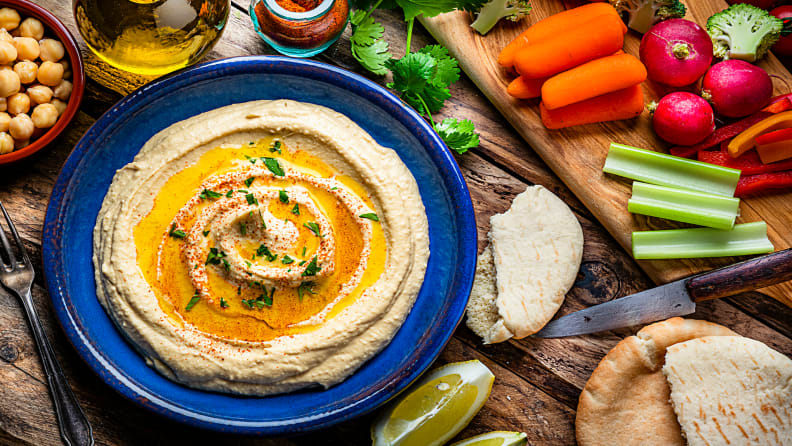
left=663, top=336, right=792, bottom=446
left=576, top=318, right=737, bottom=446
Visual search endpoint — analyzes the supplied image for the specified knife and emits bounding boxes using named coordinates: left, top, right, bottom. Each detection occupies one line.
left=533, top=248, right=792, bottom=338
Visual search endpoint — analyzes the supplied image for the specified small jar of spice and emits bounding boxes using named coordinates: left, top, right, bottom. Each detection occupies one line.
left=249, top=0, right=349, bottom=57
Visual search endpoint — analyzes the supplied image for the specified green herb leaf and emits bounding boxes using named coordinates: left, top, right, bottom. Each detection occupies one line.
left=258, top=210, right=267, bottom=229
left=226, top=190, right=234, bottom=198
left=279, top=190, right=289, bottom=203
left=297, top=281, right=318, bottom=301
left=302, top=255, right=321, bottom=277
left=203, top=230, right=210, bottom=237
left=169, top=223, right=187, bottom=239
left=270, top=140, right=282, bottom=154
left=244, top=177, right=255, bottom=187
left=395, top=0, right=486, bottom=20
left=359, top=213, right=379, bottom=221
left=221, top=258, right=231, bottom=272
left=301, top=246, right=307, bottom=256
left=240, top=222, right=247, bottom=235
left=246, top=193, right=258, bottom=205
left=205, top=247, right=227, bottom=265
left=186, top=291, right=200, bottom=311
left=350, top=10, right=392, bottom=76
left=303, top=222, right=321, bottom=237
left=418, top=45, right=459, bottom=87
left=434, top=118, right=480, bottom=154
left=291, top=203, right=300, bottom=215
left=241, top=299, right=253, bottom=309
left=244, top=154, right=256, bottom=164
left=263, top=157, right=285, bottom=176
left=386, top=52, right=451, bottom=116
left=199, top=189, right=223, bottom=200
left=256, top=244, right=277, bottom=262
left=220, top=297, right=229, bottom=308
left=282, top=255, right=295, bottom=265
left=264, top=287, right=274, bottom=306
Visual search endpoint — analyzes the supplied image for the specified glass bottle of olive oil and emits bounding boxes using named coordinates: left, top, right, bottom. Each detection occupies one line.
left=73, top=0, right=229, bottom=76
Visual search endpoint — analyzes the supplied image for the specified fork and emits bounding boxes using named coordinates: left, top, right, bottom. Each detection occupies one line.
left=0, top=201, right=94, bottom=446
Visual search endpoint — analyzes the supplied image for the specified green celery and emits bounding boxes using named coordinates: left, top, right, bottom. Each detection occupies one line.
left=628, top=182, right=740, bottom=230
left=632, top=222, right=774, bottom=259
left=604, top=143, right=741, bottom=197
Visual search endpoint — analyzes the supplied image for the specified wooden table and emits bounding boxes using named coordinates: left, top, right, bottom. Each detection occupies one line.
left=1, top=2, right=791, bottom=445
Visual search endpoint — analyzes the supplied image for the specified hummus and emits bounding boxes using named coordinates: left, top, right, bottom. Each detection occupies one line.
left=93, top=100, right=430, bottom=395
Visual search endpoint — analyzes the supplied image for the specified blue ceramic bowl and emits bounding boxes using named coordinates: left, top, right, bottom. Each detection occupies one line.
left=42, top=56, right=476, bottom=435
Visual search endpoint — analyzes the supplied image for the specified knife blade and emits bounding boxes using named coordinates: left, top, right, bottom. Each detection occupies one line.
left=533, top=248, right=792, bottom=338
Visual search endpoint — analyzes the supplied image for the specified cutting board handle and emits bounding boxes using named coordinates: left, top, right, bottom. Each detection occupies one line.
left=686, top=249, right=792, bottom=302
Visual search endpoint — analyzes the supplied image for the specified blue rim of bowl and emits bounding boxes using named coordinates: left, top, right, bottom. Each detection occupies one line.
left=41, top=55, right=477, bottom=434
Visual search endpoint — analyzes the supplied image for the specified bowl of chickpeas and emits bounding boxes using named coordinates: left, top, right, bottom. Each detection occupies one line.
left=0, top=0, right=83, bottom=164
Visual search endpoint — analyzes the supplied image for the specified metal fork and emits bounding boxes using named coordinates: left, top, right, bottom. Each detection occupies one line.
left=0, top=200, right=93, bottom=446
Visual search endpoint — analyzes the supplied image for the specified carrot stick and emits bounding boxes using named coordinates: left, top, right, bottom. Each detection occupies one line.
left=514, top=13, right=625, bottom=79
left=540, top=84, right=644, bottom=129
left=507, top=76, right=547, bottom=99
left=541, top=53, right=647, bottom=110
left=497, top=3, right=626, bottom=69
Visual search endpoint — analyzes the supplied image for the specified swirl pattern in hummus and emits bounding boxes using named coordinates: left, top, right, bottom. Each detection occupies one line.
left=93, top=100, right=430, bottom=395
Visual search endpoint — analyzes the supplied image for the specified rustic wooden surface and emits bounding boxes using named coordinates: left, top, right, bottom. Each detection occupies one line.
left=422, top=0, right=792, bottom=308
left=0, top=1, right=790, bottom=445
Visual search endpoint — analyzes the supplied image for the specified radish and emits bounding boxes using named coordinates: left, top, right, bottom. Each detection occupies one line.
left=702, top=60, right=773, bottom=118
left=650, top=92, right=715, bottom=146
left=640, top=19, right=713, bottom=88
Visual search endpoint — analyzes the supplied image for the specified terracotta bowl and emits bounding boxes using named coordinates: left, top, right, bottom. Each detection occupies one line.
left=0, top=0, right=84, bottom=165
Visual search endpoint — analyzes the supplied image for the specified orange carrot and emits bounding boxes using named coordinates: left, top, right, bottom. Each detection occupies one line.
left=514, top=13, right=625, bottom=79
left=541, top=53, right=647, bottom=110
left=540, top=84, right=644, bottom=129
left=498, top=3, right=626, bottom=69
left=507, top=76, right=547, bottom=99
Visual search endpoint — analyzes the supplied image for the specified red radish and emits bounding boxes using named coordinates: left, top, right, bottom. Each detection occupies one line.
left=702, top=60, right=773, bottom=118
left=640, top=19, right=713, bottom=87
left=650, top=92, right=715, bottom=146
left=770, top=6, right=792, bottom=57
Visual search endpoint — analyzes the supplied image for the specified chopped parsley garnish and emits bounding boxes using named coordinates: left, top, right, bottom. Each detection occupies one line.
left=258, top=210, right=266, bottom=229
left=203, top=230, right=210, bottom=237
left=244, top=177, right=255, bottom=187
left=248, top=141, right=255, bottom=146
left=302, top=246, right=307, bottom=256
left=270, top=140, right=282, bottom=154
left=297, top=282, right=317, bottom=301
left=221, top=258, right=231, bottom=272
left=241, top=299, right=253, bottom=308
left=291, top=203, right=300, bottom=215
left=238, top=189, right=249, bottom=193
left=220, top=297, right=229, bottom=308
left=245, top=154, right=256, bottom=164
left=303, top=222, right=321, bottom=237
left=299, top=260, right=306, bottom=266
left=205, top=247, right=227, bottom=265
left=185, top=291, right=200, bottom=311
left=246, top=193, right=258, bottom=205
left=240, top=222, right=247, bottom=235
left=237, top=286, right=241, bottom=295
left=168, top=223, right=187, bottom=239
left=225, top=190, right=233, bottom=198
left=199, top=189, right=223, bottom=200
left=331, top=186, right=338, bottom=191
left=359, top=213, right=379, bottom=221
left=263, top=157, right=285, bottom=176
left=279, top=190, right=289, bottom=203
left=256, top=244, right=277, bottom=262
left=263, top=287, right=275, bottom=306
left=245, top=260, right=252, bottom=268
left=302, top=255, right=320, bottom=277
left=281, top=255, right=294, bottom=265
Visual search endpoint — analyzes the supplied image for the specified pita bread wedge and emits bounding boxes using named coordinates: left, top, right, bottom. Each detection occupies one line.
left=664, top=336, right=792, bottom=446
left=465, top=245, right=513, bottom=344
left=576, top=318, right=737, bottom=446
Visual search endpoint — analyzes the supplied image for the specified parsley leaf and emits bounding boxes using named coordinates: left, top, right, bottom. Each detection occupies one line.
left=282, top=255, right=295, bottom=265
left=302, top=255, right=321, bottom=277
left=220, top=297, right=229, bottom=308
left=419, top=45, right=460, bottom=87
left=303, top=222, right=321, bottom=237
left=386, top=52, right=451, bottom=116
left=297, top=281, right=318, bottom=301
left=199, top=189, right=223, bottom=200
left=256, top=244, right=277, bottom=262
left=225, top=190, right=233, bottom=198
left=396, top=0, right=486, bottom=20
left=244, top=177, right=255, bottom=187
left=263, top=157, right=285, bottom=176
left=279, top=190, right=289, bottom=203
left=205, top=247, right=227, bottom=265
left=434, top=118, right=480, bottom=154
left=262, top=288, right=274, bottom=306
left=185, top=291, right=200, bottom=311
left=240, top=222, right=247, bottom=235
left=169, top=223, right=187, bottom=239
left=359, top=213, right=379, bottom=221
left=291, top=203, right=300, bottom=215
left=270, top=140, right=282, bottom=154
left=246, top=193, right=258, bottom=205
left=203, top=230, right=210, bottom=237
left=350, top=10, right=392, bottom=76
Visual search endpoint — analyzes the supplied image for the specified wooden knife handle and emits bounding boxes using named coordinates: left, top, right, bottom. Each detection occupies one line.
left=686, top=248, right=792, bottom=302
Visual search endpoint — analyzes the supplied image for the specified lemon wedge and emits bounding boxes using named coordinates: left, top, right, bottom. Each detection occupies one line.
left=371, top=360, right=495, bottom=446
left=450, top=431, right=528, bottom=446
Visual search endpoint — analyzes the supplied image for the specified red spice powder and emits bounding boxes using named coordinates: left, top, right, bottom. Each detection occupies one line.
left=275, top=0, right=320, bottom=12
left=254, top=0, right=349, bottom=49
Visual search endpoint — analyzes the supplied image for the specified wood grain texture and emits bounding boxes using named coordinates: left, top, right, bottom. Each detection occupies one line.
left=421, top=0, right=792, bottom=307
left=0, top=0, right=789, bottom=444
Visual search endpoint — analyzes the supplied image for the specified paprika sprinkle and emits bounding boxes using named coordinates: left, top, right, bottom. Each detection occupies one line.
left=250, top=0, right=349, bottom=57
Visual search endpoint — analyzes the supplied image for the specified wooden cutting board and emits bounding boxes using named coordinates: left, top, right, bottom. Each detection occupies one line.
left=421, top=0, right=792, bottom=308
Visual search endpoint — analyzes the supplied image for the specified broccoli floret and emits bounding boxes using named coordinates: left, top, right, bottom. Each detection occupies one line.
left=707, top=3, right=783, bottom=62
left=610, top=0, right=686, bottom=34
left=470, top=0, right=532, bottom=35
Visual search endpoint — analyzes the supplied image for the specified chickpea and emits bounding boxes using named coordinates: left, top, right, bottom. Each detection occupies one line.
left=59, top=59, right=69, bottom=72
left=0, top=97, right=7, bottom=112
left=7, top=92, right=28, bottom=115
left=31, top=103, right=57, bottom=129
left=51, top=98, right=66, bottom=116
left=19, top=18, right=44, bottom=40
left=13, top=60, right=36, bottom=84
left=9, top=112, right=32, bottom=139
left=0, top=131, right=12, bottom=154
left=13, top=37, right=38, bottom=61
left=0, top=41, right=15, bottom=65
left=0, top=69, right=20, bottom=97
left=37, top=61, right=63, bottom=87
left=0, top=112, right=10, bottom=132
left=39, top=38, right=65, bottom=62
left=53, top=80, right=71, bottom=100
left=0, top=8, right=20, bottom=31
left=0, top=29, right=12, bottom=43
left=27, top=85, right=52, bottom=105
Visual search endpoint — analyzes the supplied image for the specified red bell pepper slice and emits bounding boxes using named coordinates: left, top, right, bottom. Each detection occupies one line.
left=698, top=150, right=792, bottom=175
left=735, top=170, right=792, bottom=197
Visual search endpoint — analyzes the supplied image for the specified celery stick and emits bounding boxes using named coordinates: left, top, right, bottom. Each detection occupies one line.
left=632, top=222, right=773, bottom=259
left=604, top=143, right=741, bottom=197
left=628, top=182, right=740, bottom=230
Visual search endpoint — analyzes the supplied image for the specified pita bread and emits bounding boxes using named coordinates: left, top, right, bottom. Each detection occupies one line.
left=465, top=245, right=513, bottom=344
left=489, top=185, right=584, bottom=338
left=576, top=318, right=737, bottom=446
left=664, top=336, right=792, bottom=446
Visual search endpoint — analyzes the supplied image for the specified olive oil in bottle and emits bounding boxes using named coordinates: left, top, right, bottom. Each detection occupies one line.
left=73, top=0, right=229, bottom=76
